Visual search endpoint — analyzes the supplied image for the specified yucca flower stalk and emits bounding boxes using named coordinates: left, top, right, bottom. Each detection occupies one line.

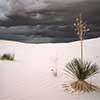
left=74, top=14, right=89, bottom=62
left=64, top=58, right=99, bottom=92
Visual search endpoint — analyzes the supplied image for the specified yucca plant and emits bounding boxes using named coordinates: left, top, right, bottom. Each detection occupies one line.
left=64, top=58, right=99, bottom=92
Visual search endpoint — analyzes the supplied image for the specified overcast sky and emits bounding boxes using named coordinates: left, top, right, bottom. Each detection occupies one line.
left=0, top=0, right=100, bottom=43
left=0, top=0, right=100, bottom=20
left=0, top=0, right=84, bottom=20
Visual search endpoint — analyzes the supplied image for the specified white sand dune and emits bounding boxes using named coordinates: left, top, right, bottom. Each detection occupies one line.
left=0, top=38, right=100, bottom=100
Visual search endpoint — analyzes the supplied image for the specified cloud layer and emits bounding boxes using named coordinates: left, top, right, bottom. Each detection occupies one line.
left=0, top=0, right=84, bottom=20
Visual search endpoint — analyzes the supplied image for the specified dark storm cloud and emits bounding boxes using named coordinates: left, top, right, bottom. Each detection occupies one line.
left=0, top=0, right=100, bottom=43
left=0, top=0, right=99, bottom=23
left=0, top=0, right=83, bottom=19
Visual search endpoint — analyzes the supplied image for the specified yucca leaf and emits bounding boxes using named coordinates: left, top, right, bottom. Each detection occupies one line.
left=64, top=58, right=99, bottom=80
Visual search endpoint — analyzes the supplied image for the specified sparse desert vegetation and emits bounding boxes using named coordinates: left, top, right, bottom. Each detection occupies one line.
left=0, top=53, right=15, bottom=61
left=0, top=38, right=100, bottom=100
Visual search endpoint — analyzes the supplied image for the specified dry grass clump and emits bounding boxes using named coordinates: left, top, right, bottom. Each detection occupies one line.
left=71, top=80, right=98, bottom=92
left=0, top=53, right=15, bottom=61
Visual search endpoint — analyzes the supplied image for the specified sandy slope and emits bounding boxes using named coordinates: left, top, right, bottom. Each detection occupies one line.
left=0, top=38, right=100, bottom=100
